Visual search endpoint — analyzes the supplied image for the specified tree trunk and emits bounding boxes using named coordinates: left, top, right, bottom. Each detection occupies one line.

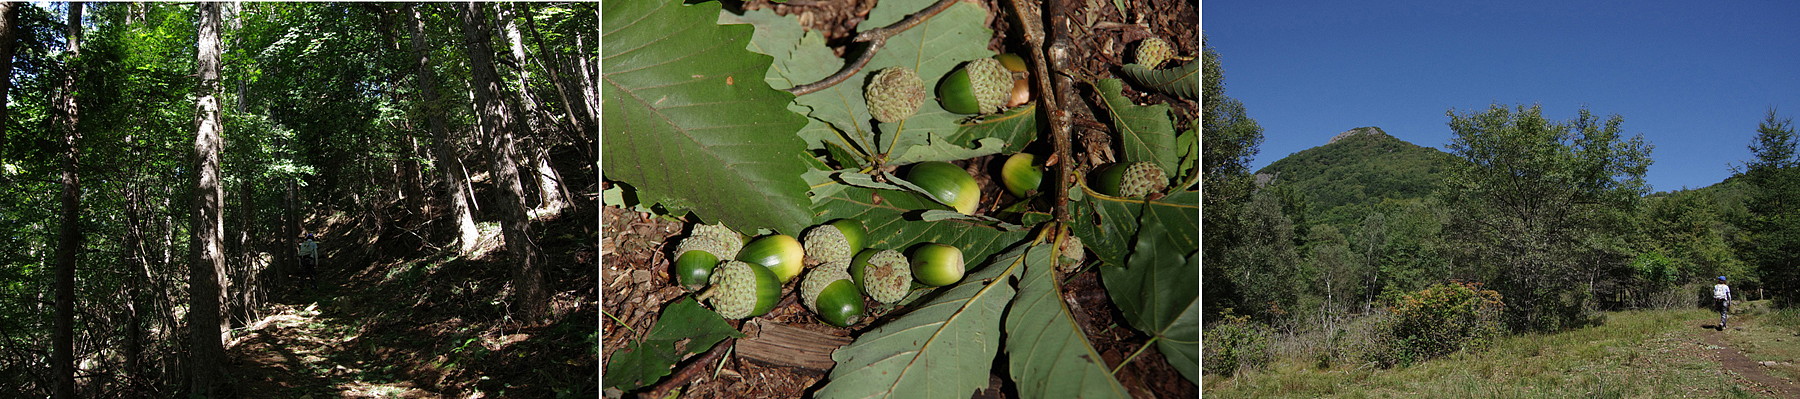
left=406, top=3, right=480, bottom=255
left=463, top=1, right=547, bottom=321
left=401, top=134, right=426, bottom=212
left=501, top=9, right=566, bottom=217
left=52, top=4, right=83, bottom=397
left=0, top=2, right=22, bottom=139
left=188, top=3, right=228, bottom=395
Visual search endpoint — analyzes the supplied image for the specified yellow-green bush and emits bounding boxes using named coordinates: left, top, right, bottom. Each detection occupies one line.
left=1367, top=281, right=1505, bottom=367
left=1202, top=312, right=1272, bottom=377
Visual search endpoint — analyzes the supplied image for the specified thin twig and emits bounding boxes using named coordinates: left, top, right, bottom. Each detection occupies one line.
left=783, top=0, right=961, bottom=96
left=639, top=337, right=736, bottom=399
left=1007, top=0, right=1075, bottom=221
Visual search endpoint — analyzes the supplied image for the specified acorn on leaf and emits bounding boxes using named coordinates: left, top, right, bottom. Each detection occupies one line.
left=937, top=58, right=1013, bottom=115
left=850, top=249, right=913, bottom=304
left=908, top=243, right=965, bottom=287
left=865, top=66, right=926, bottom=123
left=905, top=161, right=980, bottom=215
left=1090, top=161, right=1169, bottom=198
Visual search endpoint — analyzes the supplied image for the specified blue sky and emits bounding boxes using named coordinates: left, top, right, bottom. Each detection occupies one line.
left=1205, top=1, right=1800, bottom=192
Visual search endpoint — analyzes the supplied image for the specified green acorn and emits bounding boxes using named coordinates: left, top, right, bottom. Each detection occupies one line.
left=1090, top=161, right=1169, bottom=198
left=865, top=67, right=926, bottom=123
left=905, top=161, right=980, bottom=215
left=908, top=243, right=965, bottom=287
left=704, top=260, right=783, bottom=319
left=672, top=237, right=728, bottom=290
left=800, top=260, right=864, bottom=327
left=1135, top=37, right=1176, bottom=68
left=937, top=58, right=1012, bottom=115
left=1000, top=152, right=1045, bottom=198
left=737, top=234, right=806, bottom=283
left=850, top=249, right=913, bottom=304
left=803, top=219, right=868, bottom=265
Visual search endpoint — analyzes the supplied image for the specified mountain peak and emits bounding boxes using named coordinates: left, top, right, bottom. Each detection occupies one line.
left=1327, top=126, right=1388, bottom=145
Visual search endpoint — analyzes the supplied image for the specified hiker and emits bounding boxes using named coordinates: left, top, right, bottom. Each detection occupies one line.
left=299, top=233, right=320, bottom=289
left=1714, top=276, right=1731, bottom=330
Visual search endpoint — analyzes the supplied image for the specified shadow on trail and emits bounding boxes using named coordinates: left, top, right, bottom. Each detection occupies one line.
left=222, top=205, right=599, bottom=398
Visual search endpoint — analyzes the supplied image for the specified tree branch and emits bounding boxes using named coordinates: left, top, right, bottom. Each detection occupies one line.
left=783, top=0, right=960, bottom=96
left=1007, top=0, right=1075, bottom=221
left=639, top=337, right=735, bottom=399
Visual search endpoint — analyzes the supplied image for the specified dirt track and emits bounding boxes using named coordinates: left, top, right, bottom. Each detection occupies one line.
left=1705, top=328, right=1799, bottom=397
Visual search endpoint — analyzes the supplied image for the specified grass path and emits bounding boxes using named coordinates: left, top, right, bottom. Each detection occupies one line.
left=1204, top=305, right=1800, bottom=398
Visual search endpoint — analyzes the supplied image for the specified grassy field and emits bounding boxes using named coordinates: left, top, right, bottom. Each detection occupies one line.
left=1203, top=303, right=1800, bottom=398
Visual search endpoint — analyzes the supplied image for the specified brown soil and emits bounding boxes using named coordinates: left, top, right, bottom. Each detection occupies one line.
left=1706, top=329, right=1800, bottom=397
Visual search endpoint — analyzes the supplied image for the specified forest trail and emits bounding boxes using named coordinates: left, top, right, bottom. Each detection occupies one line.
left=210, top=207, right=599, bottom=398
left=1705, top=319, right=1800, bottom=398
left=223, top=241, right=445, bottom=398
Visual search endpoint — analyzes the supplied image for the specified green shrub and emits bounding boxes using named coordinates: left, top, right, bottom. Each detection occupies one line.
left=1368, top=281, right=1505, bottom=367
left=1202, top=311, right=1273, bottom=377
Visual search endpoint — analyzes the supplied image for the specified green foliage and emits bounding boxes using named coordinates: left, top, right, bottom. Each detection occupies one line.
left=1095, top=201, right=1199, bottom=382
left=1257, top=128, right=1458, bottom=229
left=604, top=297, right=744, bottom=390
left=1444, top=104, right=1650, bottom=332
left=601, top=0, right=812, bottom=235
left=1201, top=36, right=1263, bottom=324
left=1738, top=109, right=1800, bottom=307
left=1097, top=78, right=1181, bottom=178
left=1369, top=282, right=1505, bottom=368
left=1005, top=243, right=1130, bottom=398
left=1201, top=312, right=1272, bottom=377
left=1120, top=61, right=1197, bottom=99
left=816, top=243, right=1027, bottom=399
left=1219, top=189, right=1302, bottom=321
left=725, top=0, right=1017, bottom=169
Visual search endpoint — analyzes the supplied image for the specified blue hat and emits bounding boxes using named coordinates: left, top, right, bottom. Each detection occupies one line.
left=1719, top=276, right=1727, bottom=281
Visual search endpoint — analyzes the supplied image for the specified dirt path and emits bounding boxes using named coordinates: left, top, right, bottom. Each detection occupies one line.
left=1705, top=328, right=1800, bottom=397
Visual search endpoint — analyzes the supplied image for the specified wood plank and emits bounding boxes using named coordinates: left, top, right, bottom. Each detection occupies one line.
left=735, top=320, right=853, bottom=371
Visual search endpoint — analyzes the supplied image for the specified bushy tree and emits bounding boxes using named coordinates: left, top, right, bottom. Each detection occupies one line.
left=1443, top=104, right=1651, bottom=332
left=1740, top=109, right=1800, bottom=306
left=1202, top=36, right=1265, bottom=323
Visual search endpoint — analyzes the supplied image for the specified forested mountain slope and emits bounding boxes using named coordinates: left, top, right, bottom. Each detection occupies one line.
left=1257, top=127, right=1458, bottom=228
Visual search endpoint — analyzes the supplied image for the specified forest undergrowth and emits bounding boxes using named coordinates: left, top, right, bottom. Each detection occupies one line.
left=224, top=186, right=599, bottom=398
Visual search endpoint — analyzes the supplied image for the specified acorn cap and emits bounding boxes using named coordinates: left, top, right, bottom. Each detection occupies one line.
left=938, top=58, right=1013, bottom=114
left=803, top=219, right=867, bottom=265
left=706, top=260, right=781, bottom=319
left=1092, top=161, right=1169, bottom=198
left=866, top=67, right=926, bottom=123
left=801, top=260, right=853, bottom=313
left=1135, top=38, right=1176, bottom=68
left=692, top=224, right=744, bottom=258
left=851, top=249, right=913, bottom=304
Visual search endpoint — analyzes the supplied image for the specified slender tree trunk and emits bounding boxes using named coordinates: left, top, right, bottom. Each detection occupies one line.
left=502, top=9, right=566, bottom=217
left=463, top=1, right=547, bottom=320
left=401, top=134, right=426, bottom=212
left=0, top=2, right=22, bottom=139
left=517, top=5, right=585, bottom=139
left=282, top=179, right=298, bottom=281
left=407, top=3, right=481, bottom=255
left=51, top=4, right=82, bottom=397
left=188, top=3, right=227, bottom=395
